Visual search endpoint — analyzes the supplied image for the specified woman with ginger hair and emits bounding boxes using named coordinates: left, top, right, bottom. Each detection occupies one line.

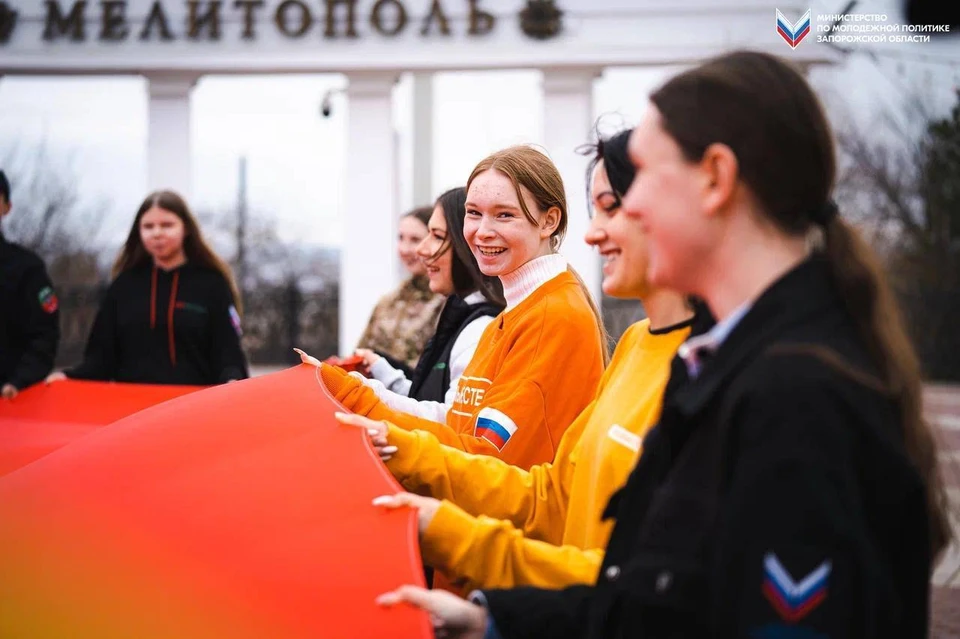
left=321, top=145, right=607, bottom=477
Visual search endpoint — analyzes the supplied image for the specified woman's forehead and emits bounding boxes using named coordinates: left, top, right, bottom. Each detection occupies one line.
left=467, top=170, right=527, bottom=209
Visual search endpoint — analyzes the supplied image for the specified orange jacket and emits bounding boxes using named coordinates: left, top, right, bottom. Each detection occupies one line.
left=322, top=270, right=604, bottom=471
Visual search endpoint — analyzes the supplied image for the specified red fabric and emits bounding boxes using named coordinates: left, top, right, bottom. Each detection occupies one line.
left=0, top=365, right=430, bottom=639
left=0, top=380, right=202, bottom=476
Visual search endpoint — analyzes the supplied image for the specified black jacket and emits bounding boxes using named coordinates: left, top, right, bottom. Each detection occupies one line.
left=483, top=257, right=933, bottom=639
left=0, top=234, right=60, bottom=390
left=408, top=294, right=502, bottom=403
left=68, top=263, right=249, bottom=386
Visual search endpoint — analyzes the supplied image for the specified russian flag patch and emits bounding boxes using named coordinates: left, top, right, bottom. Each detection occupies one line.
left=475, top=408, right=518, bottom=451
left=762, top=552, right=831, bottom=623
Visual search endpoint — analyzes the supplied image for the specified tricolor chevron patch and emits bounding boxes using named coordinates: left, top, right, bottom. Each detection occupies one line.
left=761, top=552, right=831, bottom=623
left=776, top=9, right=811, bottom=49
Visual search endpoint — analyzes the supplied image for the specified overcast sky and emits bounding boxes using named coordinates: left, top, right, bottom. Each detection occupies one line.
left=0, top=0, right=957, bottom=256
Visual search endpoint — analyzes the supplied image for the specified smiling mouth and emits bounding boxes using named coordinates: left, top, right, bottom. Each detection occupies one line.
left=477, top=247, right=507, bottom=256
left=600, top=250, right=621, bottom=266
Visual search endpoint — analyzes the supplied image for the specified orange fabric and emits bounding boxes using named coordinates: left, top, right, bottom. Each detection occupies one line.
left=0, top=366, right=430, bottom=639
left=327, top=271, right=605, bottom=471
left=0, top=380, right=201, bottom=476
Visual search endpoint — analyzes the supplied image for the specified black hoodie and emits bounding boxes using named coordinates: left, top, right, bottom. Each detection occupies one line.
left=0, top=233, right=60, bottom=390
left=68, top=262, right=249, bottom=385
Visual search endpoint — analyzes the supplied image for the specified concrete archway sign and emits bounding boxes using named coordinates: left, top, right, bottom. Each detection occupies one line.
left=0, top=363, right=431, bottom=639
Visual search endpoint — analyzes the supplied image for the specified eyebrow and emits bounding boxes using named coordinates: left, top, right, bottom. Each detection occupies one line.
left=464, top=200, right=522, bottom=212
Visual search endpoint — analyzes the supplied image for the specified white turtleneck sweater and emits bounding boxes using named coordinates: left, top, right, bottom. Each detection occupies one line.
left=500, top=253, right=568, bottom=312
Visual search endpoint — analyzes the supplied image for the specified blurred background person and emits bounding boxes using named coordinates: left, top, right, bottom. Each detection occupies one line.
left=355, top=206, right=445, bottom=373
left=46, top=190, right=248, bottom=386
left=0, top=170, right=60, bottom=400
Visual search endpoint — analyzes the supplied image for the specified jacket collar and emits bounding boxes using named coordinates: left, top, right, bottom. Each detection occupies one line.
left=670, top=255, right=841, bottom=417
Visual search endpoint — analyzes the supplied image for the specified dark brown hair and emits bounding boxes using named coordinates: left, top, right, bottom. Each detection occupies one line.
left=403, top=206, right=433, bottom=228
left=114, top=190, right=243, bottom=314
left=466, top=145, right=610, bottom=365
left=431, top=187, right=506, bottom=307
left=650, top=50, right=948, bottom=557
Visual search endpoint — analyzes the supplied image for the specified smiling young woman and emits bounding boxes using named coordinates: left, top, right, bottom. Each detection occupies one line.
left=322, top=146, right=606, bottom=474
left=355, top=187, right=506, bottom=421
left=355, top=207, right=446, bottom=371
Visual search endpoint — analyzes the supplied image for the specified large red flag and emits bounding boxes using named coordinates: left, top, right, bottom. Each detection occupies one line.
left=0, top=380, right=202, bottom=476
left=0, top=365, right=431, bottom=639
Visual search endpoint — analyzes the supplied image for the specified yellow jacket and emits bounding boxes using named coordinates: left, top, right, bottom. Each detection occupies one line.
left=384, top=319, right=690, bottom=591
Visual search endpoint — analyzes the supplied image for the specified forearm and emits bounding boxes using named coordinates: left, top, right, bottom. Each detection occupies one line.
left=424, top=501, right=604, bottom=591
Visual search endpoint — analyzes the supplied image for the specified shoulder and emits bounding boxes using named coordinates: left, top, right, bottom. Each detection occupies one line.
left=729, top=341, right=899, bottom=462
left=616, top=319, right=651, bottom=348
left=2, top=241, right=45, bottom=273
left=185, top=264, right=234, bottom=294
left=539, top=279, right=598, bottom=332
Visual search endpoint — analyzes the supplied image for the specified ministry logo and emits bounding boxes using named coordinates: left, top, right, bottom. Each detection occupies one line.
left=776, top=9, right=811, bottom=49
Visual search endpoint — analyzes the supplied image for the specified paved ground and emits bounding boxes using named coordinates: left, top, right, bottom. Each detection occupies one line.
left=928, top=384, right=960, bottom=637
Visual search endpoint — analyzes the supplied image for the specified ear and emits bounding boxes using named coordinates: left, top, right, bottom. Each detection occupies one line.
left=699, top=143, right=739, bottom=218
left=539, top=206, right=562, bottom=240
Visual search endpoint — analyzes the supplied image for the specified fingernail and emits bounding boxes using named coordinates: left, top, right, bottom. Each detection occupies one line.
left=367, top=429, right=380, bottom=436
left=372, top=495, right=393, bottom=506
left=382, top=446, right=398, bottom=454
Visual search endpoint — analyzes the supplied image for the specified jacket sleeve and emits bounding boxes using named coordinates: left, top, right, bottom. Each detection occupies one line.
left=8, top=262, right=60, bottom=389
left=355, top=295, right=388, bottom=351
left=421, top=499, right=604, bottom=591
left=364, top=379, right=448, bottom=423
left=208, top=278, right=249, bottom=382
left=322, top=360, right=545, bottom=461
left=386, top=399, right=595, bottom=544
left=368, top=357, right=412, bottom=395
left=481, top=584, right=594, bottom=639
left=706, top=368, right=897, bottom=638
left=67, top=284, right=119, bottom=381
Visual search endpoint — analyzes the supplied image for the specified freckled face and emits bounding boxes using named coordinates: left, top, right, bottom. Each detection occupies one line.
left=463, top=169, right=551, bottom=277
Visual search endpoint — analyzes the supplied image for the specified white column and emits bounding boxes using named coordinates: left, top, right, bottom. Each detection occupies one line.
left=411, top=72, right=434, bottom=207
left=145, top=72, right=198, bottom=197
left=340, top=71, right=399, bottom=355
left=542, top=68, right=602, bottom=305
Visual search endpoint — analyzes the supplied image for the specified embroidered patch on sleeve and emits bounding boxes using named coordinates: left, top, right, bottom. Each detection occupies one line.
left=762, top=552, right=831, bottom=623
left=474, top=407, right=518, bottom=451
left=228, top=305, right=243, bottom=336
left=38, top=286, right=59, bottom=314
left=607, top=424, right=642, bottom=452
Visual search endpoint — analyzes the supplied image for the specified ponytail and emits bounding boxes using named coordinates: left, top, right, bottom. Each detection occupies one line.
left=823, top=216, right=950, bottom=558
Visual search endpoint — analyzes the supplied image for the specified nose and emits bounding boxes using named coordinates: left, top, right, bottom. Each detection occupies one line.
left=621, top=179, right=643, bottom=218
left=585, top=216, right=607, bottom=247
left=416, top=235, right=431, bottom=259
left=476, top=215, right=496, bottom=240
